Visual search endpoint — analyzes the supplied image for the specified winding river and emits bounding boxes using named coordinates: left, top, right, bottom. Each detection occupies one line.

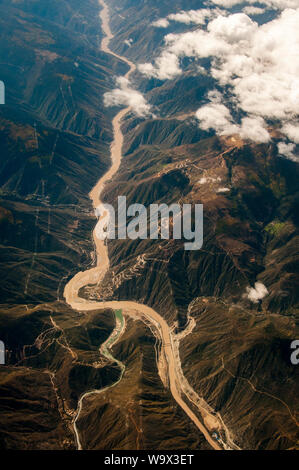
left=64, top=0, right=232, bottom=452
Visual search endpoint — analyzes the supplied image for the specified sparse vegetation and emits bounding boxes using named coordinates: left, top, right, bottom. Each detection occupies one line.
left=265, top=220, right=286, bottom=237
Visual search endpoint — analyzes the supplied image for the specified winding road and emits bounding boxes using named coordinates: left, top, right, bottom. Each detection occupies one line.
left=64, top=0, right=228, bottom=451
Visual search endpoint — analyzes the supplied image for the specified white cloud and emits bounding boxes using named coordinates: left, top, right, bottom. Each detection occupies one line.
left=281, top=123, right=299, bottom=144
left=124, top=38, right=133, bottom=47
left=138, top=29, right=229, bottom=79
left=260, top=0, right=299, bottom=8
left=195, top=102, right=238, bottom=135
left=152, top=18, right=170, bottom=28
left=139, top=50, right=181, bottom=80
left=277, top=142, right=299, bottom=162
left=139, top=8, right=299, bottom=150
left=245, top=282, right=269, bottom=303
left=195, top=90, right=271, bottom=142
left=104, top=77, right=152, bottom=117
left=243, top=6, right=267, bottom=15
left=197, top=65, right=208, bottom=75
left=152, top=8, right=223, bottom=28
left=239, top=116, right=271, bottom=143
left=168, top=9, right=218, bottom=25
left=207, top=0, right=245, bottom=6
left=207, top=12, right=258, bottom=43
left=208, top=0, right=299, bottom=9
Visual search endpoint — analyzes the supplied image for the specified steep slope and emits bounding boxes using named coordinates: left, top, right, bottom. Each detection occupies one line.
left=85, top=119, right=299, bottom=450
left=0, top=0, right=126, bottom=449
left=80, top=0, right=299, bottom=448
left=0, top=0, right=298, bottom=451
left=75, top=317, right=212, bottom=450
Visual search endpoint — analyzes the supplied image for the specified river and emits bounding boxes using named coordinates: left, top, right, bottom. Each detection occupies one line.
left=63, top=0, right=234, bottom=452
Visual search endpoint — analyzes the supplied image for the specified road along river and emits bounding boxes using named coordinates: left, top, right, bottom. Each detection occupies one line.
left=64, top=0, right=238, bottom=451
